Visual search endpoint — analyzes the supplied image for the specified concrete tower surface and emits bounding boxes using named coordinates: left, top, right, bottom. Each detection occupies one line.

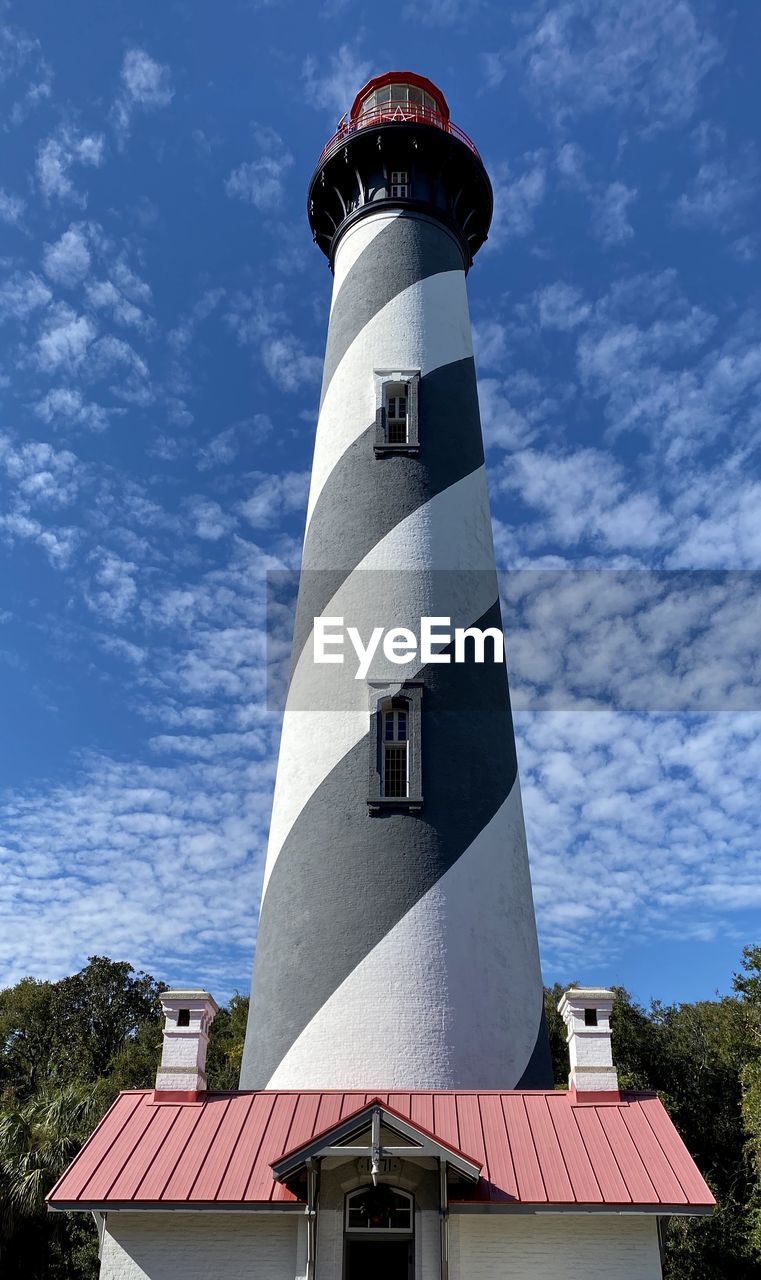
left=240, top=73, right=552, bottom=1091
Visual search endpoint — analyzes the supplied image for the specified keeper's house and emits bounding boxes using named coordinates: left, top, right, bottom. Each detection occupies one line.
left=48, top=987, right=713, bottom=1280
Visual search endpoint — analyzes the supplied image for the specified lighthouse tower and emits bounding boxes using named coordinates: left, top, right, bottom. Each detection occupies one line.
left=240, top=73, right=552, bottom=1091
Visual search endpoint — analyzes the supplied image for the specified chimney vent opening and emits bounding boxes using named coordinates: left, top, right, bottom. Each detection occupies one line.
left=584, top=1007, right=598, bottom=1027
left=177, top=1008, right=190, bottom=1027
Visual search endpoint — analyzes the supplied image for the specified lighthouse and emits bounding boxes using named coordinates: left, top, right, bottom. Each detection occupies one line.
left=49, top=74, right=716, bottom=1280
left=239, top=72, right=552, bottom=1091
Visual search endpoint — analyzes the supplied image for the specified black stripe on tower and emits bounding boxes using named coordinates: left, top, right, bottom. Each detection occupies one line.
left=320, top=214, right=466, bottom=404
left=243, top=601, right=522, bottom=1088
left=290, top=358, right=484, bottom=674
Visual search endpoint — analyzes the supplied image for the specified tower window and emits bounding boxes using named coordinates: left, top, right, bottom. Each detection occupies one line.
left=390, top=170, right=409, bottom=198
left=374, top=372, right=420, bottom=455
left=368, top=684, right=423, bottom=811
left=383, top=701, right=409, bottom=797
left=385, top=382, right=408, bottom=444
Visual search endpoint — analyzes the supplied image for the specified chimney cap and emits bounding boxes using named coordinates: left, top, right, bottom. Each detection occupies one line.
left=558, top=986, right=615, bottom=1013
left=160, top=989, right=219, bottom=1012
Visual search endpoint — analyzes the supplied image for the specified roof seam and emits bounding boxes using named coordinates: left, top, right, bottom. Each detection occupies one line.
left=495, top=1093, right=519, bottom=1203
left=101, top=1103, right=161, bottom=1202
left=47, top=1091, right=141, bottom=1203
left=132, top=1107, right=183, bottom=1201
left=524, top=1095, right=548, bottom=1202
left=242, top=1093, right=278, bottom=1202
left=213, top=1091, right=258, bottom=1202
left=550, top=1097, right=602, bottom=1204
left=185, top=1097, right=231, bottom=1200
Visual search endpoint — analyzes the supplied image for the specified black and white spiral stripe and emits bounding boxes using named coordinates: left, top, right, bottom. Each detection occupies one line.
left=240, top=211, right=551, bottom=1091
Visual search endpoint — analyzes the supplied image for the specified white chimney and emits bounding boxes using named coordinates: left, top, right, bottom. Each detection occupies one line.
left=155, top=989, right=219, bottom=1097
left=557, top=987, right=619, bottom=1096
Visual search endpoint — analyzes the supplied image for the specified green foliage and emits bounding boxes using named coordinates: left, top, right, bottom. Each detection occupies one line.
left=2, top=954, right=760, bottom=1277
left=0, top=957, right=165, bottom=1278
left=206, top=992, right=249, bottom=1090
left=545, top=959, right=761, bottom=1278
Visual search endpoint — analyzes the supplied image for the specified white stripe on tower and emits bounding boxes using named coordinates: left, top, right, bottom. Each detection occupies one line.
left=262, top=467, right=497, bottom=894
left=267, top=779, right=543, bottom=1090
left=241, top=88, right=551, bottom=1090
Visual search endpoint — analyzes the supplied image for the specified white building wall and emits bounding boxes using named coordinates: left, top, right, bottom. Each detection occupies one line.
left=99, top=1212, right=299, bottom=1280
left=450, top=1213, right=662, bottom=1280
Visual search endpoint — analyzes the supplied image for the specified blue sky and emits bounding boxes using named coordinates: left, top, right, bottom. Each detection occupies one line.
left=1, top=0, right=760, bottom=1008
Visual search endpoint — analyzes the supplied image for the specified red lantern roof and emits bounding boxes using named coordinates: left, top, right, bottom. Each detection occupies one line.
left=316, top=71, right=479, bottom=168
left=349, top=72, right=450, bottom=124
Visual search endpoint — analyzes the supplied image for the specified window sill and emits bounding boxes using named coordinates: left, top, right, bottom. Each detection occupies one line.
left=373, top=443, right=420, bottom=457
left=367, top=796, right=423, bottom=813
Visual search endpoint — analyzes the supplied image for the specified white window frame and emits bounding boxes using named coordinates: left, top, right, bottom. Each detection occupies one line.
left=389, top=169, right=409, bottom=198
left=373, top=368, right=420, bottom=455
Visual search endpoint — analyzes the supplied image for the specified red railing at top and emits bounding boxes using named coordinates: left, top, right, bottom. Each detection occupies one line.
left=317, top=102, right=480, bottom=167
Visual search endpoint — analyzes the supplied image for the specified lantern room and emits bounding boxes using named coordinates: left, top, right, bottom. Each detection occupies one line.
left=308, top=70, right=492, bottom=268
left=347, top=72, right=450, bottom=133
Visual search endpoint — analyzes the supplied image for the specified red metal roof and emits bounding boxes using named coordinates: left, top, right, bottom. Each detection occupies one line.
left=47, top=1089, right=714, bottom=1213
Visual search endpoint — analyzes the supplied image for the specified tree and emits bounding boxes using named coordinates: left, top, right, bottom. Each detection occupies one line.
left=0, top=978, right=56, bottom=1101
left=206, top=993, right=249, bottom=1090
left=0, top=1082, right=110, bottom=1279
left=49, top=956, right=166, bottom=1084
left=0, top=957, right=166, bottom=1279
left=735, top=947, right=761, bottom=1256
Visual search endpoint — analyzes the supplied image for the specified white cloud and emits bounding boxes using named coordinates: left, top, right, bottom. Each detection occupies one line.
left=497, top=445, right=673, bottom=552
left=260, top=334, right=322, bottom=390
left=675, top=151, right=758, bottom=230
left=0, top=433, right=81, bottom=507
left=239, top=472, right=310, bottom=528
left=185, top=496, right=237, bottom=542
left=36, top=128, right=105, bottom=204
left=36, top=304, right=97, bottom=372
left=497, top=0, right=722, bottom=129
left=226, top=152, right=293, bottom=211
left=491, top=270, right=761, bottom=568
left=87, top=335, right=152, bottom=404
left=487, top=155, right=547, bottom=249
left=42, top=224, right=92, bottom=286
left=0, top=21, right=52, bottom=125
left=0, top=512, right=78, bottom=567
left=403, top=0, right=481, bottom=24
left=502, top=569, right=761, bottom=715
left=0, top=749, right=272, bottom=993
left=472, top=320, right=507, bottom=371
left=33, top=386, right=113, bottom=433
left=479, top=379, right=537, bottom=452
left=85, top=279, right=152, bottom=332
left=196, top=418, right=272, bottom=471
left=302, top=42, right=371, bottom=119
left=592, top=181, right=637, bottom=247
left=85, top=549, right=138, bottom=621
left=516, top=709, right=761, bottom=975
left=168, top=288, right=224, bottom=352
left=0, top=272, right=52, bottom=323
left=226, top=289, right=321, bottom=391
left=112, top=49, right=173, bottom=143
left=0, top=188, right=24, bottom=225
left=536, top=282, right=590, bottom=330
